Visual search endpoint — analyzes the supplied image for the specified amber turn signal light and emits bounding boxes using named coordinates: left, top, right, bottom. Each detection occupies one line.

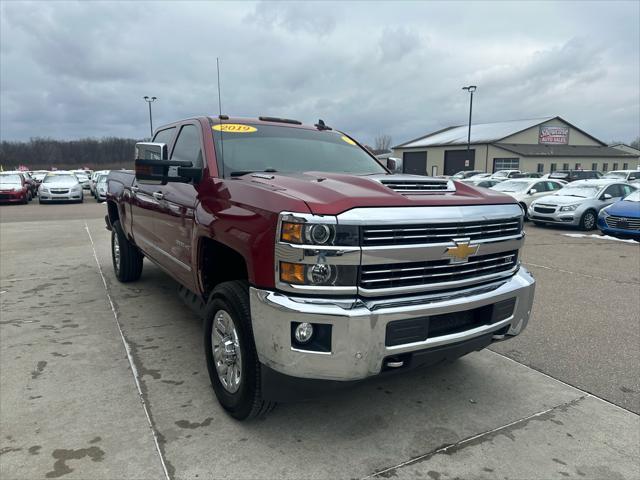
left=280, top=262, right=305, bottom=284
left=281, top=222, right=303, bottom=243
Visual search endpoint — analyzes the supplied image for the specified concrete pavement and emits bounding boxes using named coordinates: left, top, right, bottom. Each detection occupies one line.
left=1, top=202, right=638, bottom=479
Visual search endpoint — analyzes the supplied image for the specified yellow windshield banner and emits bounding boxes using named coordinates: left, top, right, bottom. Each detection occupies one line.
left=212, top=124, right=257, bottom=133
left=341, top=135, right=356, bottom=145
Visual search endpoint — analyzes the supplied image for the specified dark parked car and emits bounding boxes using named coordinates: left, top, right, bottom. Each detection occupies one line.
left=549, top=170, right=601, bottom=182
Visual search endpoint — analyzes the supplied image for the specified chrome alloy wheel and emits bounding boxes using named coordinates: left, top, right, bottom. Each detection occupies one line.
left=113, top=234, right=121, bottom=271
left=212, top=310, right=242, bottom=393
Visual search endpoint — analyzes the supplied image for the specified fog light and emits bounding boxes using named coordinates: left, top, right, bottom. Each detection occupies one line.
left=294, top=322, right=314, bottom=343
left=307, top=263, right=333, bottom=285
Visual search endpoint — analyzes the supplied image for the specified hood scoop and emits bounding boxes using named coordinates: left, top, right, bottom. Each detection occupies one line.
left=376, top=175, right=455, bottom=194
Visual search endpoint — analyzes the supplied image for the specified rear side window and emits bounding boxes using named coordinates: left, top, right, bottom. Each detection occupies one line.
left=153, top=127, right=176, bottom=146
left=621, top=184, right=634, bottom=196
left=171, top=124, right=203, bottom=168
left=547, top=181, right=562, bottom=191
left=533, top=182, right=548, bottom=192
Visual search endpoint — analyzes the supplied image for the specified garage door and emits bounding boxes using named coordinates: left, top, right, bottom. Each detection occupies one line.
left=444, top=150, right=475, bottom=176
left=402, top=151, right=427, bottom=175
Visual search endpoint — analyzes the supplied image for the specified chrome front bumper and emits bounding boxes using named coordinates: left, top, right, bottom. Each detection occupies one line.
left=250, top=267, right=535, bottom=381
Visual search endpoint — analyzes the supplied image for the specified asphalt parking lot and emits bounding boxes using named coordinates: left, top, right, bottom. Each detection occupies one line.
left=1, top=201, right=639, bottom=480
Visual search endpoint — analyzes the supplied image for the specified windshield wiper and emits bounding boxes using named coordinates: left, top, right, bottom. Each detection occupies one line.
left=230, top=169, right=278, bottom=177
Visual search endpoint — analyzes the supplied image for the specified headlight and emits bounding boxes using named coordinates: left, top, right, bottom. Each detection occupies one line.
left=560, top=204, right=578, bottom=212
left=279, top=215, right=359, bottom=246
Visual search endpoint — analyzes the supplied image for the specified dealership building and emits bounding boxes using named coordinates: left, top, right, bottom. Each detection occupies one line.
left=392, top=116, right=640, bottom=176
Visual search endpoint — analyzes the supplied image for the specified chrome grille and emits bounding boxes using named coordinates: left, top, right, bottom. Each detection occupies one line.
left=360, top=251, right=518, bottom=290
left=50, top=188, right=69, bottom=194
left=380, top=179, right=452, bottom=193
left=604, top=215, right=640, bottom=230
left=362, top=218, right=522, bottom=246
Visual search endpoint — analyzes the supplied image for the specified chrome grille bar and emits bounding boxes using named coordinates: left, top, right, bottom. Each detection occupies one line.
left=360, top=251, right=518, bottom=290
left=362, top=218, right=521, bottom=246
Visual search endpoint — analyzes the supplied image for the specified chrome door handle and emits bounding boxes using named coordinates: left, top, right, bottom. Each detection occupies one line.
left=153, top=192, right=165, bottom=200
left=130, top=186, right=139, bottom=193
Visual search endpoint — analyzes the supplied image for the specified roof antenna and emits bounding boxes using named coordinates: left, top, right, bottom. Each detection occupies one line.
left=315, top=119, right=332, bottom=131
left=216, top=57, right=225, bottom=179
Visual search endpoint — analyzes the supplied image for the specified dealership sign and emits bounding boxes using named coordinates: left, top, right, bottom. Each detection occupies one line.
left=539, top=125, right=569, bottom=144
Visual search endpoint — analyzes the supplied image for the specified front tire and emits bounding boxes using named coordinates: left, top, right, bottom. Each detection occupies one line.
left=579, top=210, right=596, bottom=231
left=111, top=220, right=143, bottom=282
left=204, top=281, right=276, bottom=420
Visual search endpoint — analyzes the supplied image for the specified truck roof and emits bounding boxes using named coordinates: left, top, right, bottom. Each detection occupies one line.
left=157, top=116, right=327, bottom=132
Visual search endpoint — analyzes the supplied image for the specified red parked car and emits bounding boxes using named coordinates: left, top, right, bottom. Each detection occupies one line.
left=0, top=173, right=31, bottom=204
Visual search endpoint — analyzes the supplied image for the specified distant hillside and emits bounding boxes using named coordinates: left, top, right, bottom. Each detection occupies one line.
left=0, top=137, right=141, bottom=170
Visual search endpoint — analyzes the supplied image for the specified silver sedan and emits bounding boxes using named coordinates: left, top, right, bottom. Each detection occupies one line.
left=38, top=173, right=84, bottom=203
left=528, top=180, right=636, bottom=230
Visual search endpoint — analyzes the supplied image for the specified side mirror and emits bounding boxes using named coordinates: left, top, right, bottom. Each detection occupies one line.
left=387, top=157, right=403, bottom=174
left=602, top=193, right=612, bottom=200
left=134, top=142, right=201, bottom=185
left=529, top=189, right=537, bottom=195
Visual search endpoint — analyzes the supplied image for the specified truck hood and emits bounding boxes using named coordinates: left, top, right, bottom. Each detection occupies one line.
left=236, top=172, right=515, bottom=215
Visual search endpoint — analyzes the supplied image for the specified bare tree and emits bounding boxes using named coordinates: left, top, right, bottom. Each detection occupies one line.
left=374, top=134, right=392, bottom=151
left=630, top=136, right=640, bottom=150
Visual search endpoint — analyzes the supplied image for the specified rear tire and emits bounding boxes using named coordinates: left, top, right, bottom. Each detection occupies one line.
left=111, top=220, right=143, bottom=282
left=204, top=281, right=276, bottom=420
left=579, top=210, right=596, bottom=231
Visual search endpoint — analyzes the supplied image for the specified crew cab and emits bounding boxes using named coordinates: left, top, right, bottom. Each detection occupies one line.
left=106, top=116, right=536, bottom=420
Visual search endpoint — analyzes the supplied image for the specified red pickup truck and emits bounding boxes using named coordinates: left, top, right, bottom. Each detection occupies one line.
left=106, top=116, right=535, bottom=420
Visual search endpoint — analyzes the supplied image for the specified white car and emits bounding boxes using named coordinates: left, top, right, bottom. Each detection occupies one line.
left=90, top=170, right=109, bottom=197
left=602, top=170, right=640, bottom=184
left=39, top=172, right=84, bottom=203
left=95, top=174, right=108, bottom=202
left=491, top=178, right=565, bottom=218
left=491, top=169, right=521, bottom=179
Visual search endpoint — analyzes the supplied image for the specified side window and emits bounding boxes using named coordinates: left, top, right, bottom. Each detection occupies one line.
left=603, top=184, right=621, bottom=198
left=153, top=127, right=176, bottom=146
left=532, top=182, right=547, bottom=192
left=547, top=181, right=561, bottom=191
left=629, top=172, right=638, bottom=181
left=622, top=184, right=634, bottom=196
left=171, top=124, right=203, bottom=169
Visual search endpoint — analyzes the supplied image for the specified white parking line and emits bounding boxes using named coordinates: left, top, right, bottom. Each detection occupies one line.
left=84, top=221, right=172, bottom=480
left=524, top=261, right=639, bottom=285
left=563, top=233, right=638, bottom=244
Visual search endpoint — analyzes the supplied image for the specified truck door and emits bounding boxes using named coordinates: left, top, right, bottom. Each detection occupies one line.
left=129, top=127, right=176, bottom=262
left=153, top=123, right=202, bottom=290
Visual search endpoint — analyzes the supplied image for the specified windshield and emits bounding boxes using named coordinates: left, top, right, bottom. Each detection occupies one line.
left=211, top=123, right=387, bottom=177
left=0, top=174, right=22, bottom=185
left=623, top=190, right=640, bottom=202
left=491, top=180, right=529, bottom=192
left=555, top=185, right=600, bottom=198
left=75, top=174, right=89, bottom=181
left=603, top=171, right=627, bottom=179
left=43, top=174, right=78, bottom=184
left=493, top=171, right=509, bottom=177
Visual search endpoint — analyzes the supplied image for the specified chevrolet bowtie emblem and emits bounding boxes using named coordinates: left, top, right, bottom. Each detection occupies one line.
left=446, top=240, right=479, bottom=263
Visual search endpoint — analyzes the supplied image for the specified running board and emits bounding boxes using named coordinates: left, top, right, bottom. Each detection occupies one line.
left=177, top=284, right=207, bottom=319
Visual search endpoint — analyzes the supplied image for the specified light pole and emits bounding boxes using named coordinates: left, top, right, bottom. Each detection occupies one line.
left=143, top=96, right=157, bottom=138
left=461, top=86, right=477, bottom=168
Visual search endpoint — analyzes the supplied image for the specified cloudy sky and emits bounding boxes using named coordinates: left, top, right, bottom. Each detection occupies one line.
left=1, top=1, right=639, bottom=146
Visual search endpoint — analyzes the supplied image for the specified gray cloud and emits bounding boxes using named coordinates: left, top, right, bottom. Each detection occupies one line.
left=1, top=0, right=638, bottom=146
